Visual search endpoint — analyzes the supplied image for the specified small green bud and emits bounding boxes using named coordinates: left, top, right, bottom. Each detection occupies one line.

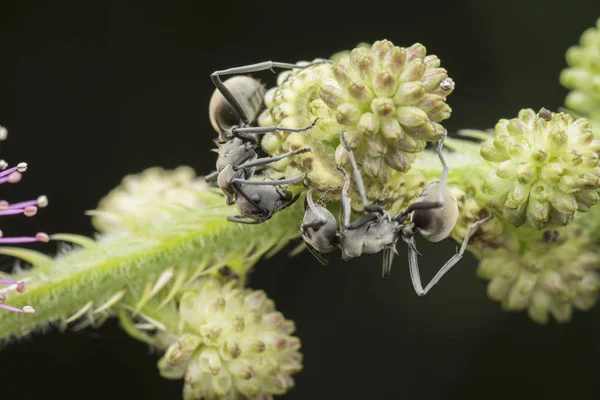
left=348, top=82, right=373, bottom=106
left=358, top=112, right=380, bottom=135
left=320, top=85, right=346, bottom=109
left=380, top=117, right=404, bottom=141
left=336, top=103, right=362, bottom=126
left=363, top=154, right=384, bottom=176
left=575, top=189, right=599, bottom=211
left=394, top=81, right=424, bottom=104
left=526, top=198, right=550, bottom=229
left=371, top=97, right=395, bottom=117
left=373, top=71, right=398, bottom=98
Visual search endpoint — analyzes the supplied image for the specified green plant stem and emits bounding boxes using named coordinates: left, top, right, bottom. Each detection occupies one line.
left=0, top=200, right=304, bottom=340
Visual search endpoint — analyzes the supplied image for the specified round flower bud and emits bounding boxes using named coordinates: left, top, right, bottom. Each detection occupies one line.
left=157, top=277, right=302, bottom=400
left=480, top=108, right=600, bottom=229
left=258, top=40, right=453, bottom=207
left=560, top=18, right=600, bottom=130
left=90, top=166, right=216, bottom=234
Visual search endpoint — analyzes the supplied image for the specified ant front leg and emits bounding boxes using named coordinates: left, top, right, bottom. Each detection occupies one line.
left=339, top=131, right=384, bottom=215
left=231, top=118, right=319, bottom=142
left=211, top=60, right=332, bottom=125
left=235, top=148, right=311, bottom=171
left=231, top=174, right=305, bottom=187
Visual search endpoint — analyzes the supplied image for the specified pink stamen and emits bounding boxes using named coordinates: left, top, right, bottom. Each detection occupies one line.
left=0, top=207, right=33, bottom=217
left=24, top=206, right=38, bottom=217
left=0, top=172, right=21, bottom=184
left=0, top=279, right=23, bottom=286
left=8, top=195, right=48, bottom=209
left=0, top=232, right=50, bottom=244
left=0, top=280, right=35, bottom=313
left=0, top=163, right=26, bottom=180
left=0, top=304, right=35, bottom=313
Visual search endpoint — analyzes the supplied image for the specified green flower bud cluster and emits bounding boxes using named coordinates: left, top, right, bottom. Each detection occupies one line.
left=258, top=40, right=454, bottom=208
left=476, top=221, right=600, bottom=324
left=560, top=18, right=600, bottom=130
left=90, top=166, right=217, bottom=235
left=480, top=108, right=600, bottom=229
left=328, top=40, right=454, bottom=176
left=158, top=277, right=302, bottom=400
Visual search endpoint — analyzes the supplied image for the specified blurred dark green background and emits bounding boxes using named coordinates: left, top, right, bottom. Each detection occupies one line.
left=1, top=1, right=599, bottom=399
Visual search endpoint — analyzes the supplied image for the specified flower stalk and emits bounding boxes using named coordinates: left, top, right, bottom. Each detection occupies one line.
left=0, top=167, right=304, bottom=339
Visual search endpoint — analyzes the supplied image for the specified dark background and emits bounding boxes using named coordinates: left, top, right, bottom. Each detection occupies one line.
left=1, top=1, right=600, bottom=399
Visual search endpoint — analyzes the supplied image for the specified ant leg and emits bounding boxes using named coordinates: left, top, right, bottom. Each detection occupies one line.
left=205, top=171, right=218, bottom=183
left=227, top=216, right=262, bottom=224
left=231, top=173, right=305, bottom=186
left=336, top=165, right=381, bottom=230
left=339, top=131, right=383, bottom=214
left=434, top=130, right=449, bottom=206
left=394, top=131, right=450, bottom=222
left=337, top=166, right=352, bottom=228
left=305, top=242, right=329, bottom=266
left=235, top=148, right=311, bottom=171
left=211, top=60, right=332, bottom=125
left=232, top=118, right=318, bottom=138
left=407, top=215, right=493, bottom=296
left=381, top=248, right=395, bottom=279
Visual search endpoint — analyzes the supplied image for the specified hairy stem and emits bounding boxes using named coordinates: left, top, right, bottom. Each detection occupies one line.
left=0, top=197, right=304, bottom=340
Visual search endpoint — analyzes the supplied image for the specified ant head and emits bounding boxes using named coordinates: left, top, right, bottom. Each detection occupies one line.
left=235, top=184, right=299, bottom=219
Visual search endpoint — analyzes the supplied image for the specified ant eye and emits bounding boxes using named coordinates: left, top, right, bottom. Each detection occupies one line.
left=250, top=194, right=261, bottom=203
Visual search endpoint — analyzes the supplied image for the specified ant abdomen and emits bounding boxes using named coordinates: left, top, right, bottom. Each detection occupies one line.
left=209, top=76, right=265, bottom=138
left=412, top=181, right=459, bottom=243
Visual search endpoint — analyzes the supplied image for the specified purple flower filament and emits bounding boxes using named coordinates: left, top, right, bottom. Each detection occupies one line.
left=0, top=126, right=50, bottom=313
